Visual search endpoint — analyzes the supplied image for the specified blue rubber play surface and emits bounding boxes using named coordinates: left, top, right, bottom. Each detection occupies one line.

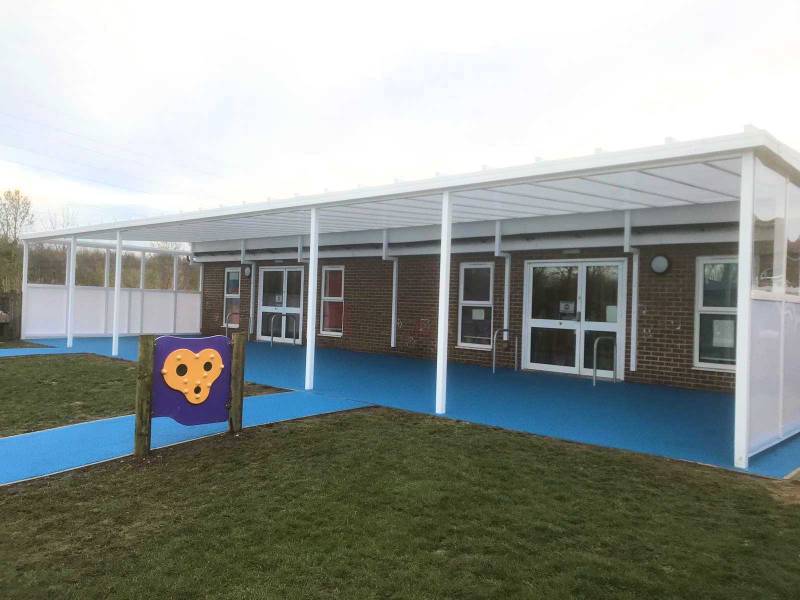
left=3, top=336, right=799, bottom=480
left=0, top=391, right=364, bottom=485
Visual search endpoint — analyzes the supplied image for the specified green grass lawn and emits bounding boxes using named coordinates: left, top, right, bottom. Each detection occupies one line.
left=2, top=407, right=799, bottom=599
left=0, top=354, right=282, bottom=436
left=0, top=340, right=47, bottom=349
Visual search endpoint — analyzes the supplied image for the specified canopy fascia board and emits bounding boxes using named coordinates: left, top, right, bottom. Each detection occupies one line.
left=194, top=226, right=739, bottom=262
left=192, top=202, right=738, bottom=254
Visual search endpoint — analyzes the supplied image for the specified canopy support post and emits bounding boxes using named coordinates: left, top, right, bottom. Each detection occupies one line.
left=734, top=151, right=755, bottom=469
left=112, top=232, right=123, bottom=356
left=435, top=191, right=452, bottom=414
left=305, top=208, right=319, bottom=390
left=66, top=236, right=77, bottom=348
left=20, top=240, right=29, bottom=339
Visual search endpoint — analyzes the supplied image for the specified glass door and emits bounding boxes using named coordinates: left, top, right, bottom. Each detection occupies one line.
left=579, top=264, right=621, bottom=379
left=257, top=267, right=304, bottom=343
left=524, top=260, right=623, bottom=378
left=527, top=265, right=580, bottom=374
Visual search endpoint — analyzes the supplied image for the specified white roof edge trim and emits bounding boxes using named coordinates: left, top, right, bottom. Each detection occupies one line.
left=21, top=129, right=796, bottom=242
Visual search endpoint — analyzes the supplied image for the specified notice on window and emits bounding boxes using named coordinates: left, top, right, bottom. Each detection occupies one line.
left=559, top=301, right=575, bottom=314
left=605, top=305, right=617, bottom=323
left=472, top=308, right=485, bottom=321
left=713, top=319, right=735, bottom=348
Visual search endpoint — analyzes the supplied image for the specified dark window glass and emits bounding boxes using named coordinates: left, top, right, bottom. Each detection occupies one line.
left=531, top=328, right=575, bottom=367
left=585, top=266, right=618, bottom=322
left=698, top=314, right=736, bottom=365
left=583, top=331, right=617, bottom=370
left=703, top=263, right=737, bottom=308
left=460, top=306, right=492, bottom=346
left=462, top=266, right=491, bottom=302
left=531, top=266, right=578, bottom=320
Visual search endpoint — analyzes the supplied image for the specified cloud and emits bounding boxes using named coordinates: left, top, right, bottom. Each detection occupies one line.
left=0, top=0, right=798, bottom=232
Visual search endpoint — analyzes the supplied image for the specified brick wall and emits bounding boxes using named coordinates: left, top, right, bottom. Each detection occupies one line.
left=199, top=242, right=737, bottom=392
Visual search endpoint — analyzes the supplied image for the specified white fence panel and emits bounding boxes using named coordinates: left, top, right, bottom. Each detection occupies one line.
left=176, top=293, right=202, bottom=333
left=142, top=291, right=175, bottom=334
left=782, top=302, right=800, bottom=437
left=74, top=287, right=107, bottom=335
left=749, top=299, right=784, bottom=454
left=128, top=290, right=143, bottom=334
left=23, top=286, right=67, bottom=337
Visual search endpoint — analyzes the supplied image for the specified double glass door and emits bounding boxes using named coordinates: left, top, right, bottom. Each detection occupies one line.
left=523, top=260, right=624, bottom=378
left=257, top=267, right=304, bottom=343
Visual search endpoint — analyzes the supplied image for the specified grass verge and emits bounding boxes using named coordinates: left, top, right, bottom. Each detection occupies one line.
left=0, top=354, right=282, bottom=436
left=2, top=407, right=799, bottom=599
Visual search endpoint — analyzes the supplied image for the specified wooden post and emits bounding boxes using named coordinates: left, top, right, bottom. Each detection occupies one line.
left=229, top=332, right=246, bottom=434
left=134, top=335, right=155, bottom=457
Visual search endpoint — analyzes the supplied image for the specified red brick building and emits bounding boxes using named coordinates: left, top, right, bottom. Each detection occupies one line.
left=22, top=130, right=800, bottom=469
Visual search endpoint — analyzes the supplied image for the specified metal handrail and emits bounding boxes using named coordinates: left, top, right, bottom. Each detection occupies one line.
left=224, top=311, right=240, bottom=338
left=268, top=312, right=301, bottom=347
left=592, top=335, right=617, bottom=386
left=492, top=328, right=519, bottom=374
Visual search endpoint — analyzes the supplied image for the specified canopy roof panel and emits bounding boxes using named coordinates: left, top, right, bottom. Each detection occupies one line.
left=22, top=129, right=800, bottom=244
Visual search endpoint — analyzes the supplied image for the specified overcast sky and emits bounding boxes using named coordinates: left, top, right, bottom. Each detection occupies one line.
left=2, top=0, right=799, bottom=231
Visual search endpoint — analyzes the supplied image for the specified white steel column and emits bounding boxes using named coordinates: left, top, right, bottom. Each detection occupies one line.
left=734, top=151, right=755, bottom=468
left=66, top=236, right=77, bottom=347
left=20, top=240, right=29, bottom=338
left=111, top=232, right=123, bottom=356
left=139, top=252, right=145, bottom=334
left=630, top=249, right=640, bottom=371
left=172, top=255, right=179, bottom=333
left=103, top=249, right=110, bottom=334
left=435, top=191, right=453, bottom=414
left=305, top=208, right=319, bottom=390
left=382, top=229, right=399, bottom=348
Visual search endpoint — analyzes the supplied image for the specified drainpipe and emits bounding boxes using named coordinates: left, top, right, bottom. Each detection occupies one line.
left=382, top=229, right=398, bottom=348
left=240, top=240, right=257, bottom=337
left=494, top=221, right=511, bottom=341
left=624, top=211, right=639, bottom=372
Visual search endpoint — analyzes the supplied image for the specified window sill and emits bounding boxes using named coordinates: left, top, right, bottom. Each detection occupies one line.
left=457, top=344, right=492, bottom=352
left=319, top=331, right=343, bottom=338
left=692, top=363, right=735, bottom=373
left=223, top=324, right=240, bottom=329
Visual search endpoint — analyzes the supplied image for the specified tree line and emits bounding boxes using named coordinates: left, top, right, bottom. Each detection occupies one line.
left=0, top=190, right=200, bottom=293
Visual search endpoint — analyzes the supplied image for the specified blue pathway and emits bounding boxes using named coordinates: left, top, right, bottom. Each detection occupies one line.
left=3, top=336, right=799, bottom=479
left=0, top=391, right=364, bottom=485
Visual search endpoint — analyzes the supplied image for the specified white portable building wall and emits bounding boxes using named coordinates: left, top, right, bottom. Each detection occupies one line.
left=736, top=151, right=800, bottom=466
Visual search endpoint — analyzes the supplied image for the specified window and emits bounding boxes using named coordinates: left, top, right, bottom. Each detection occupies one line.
left=320, top=266, right=344, bottom=336
left=458, top=262, right=493, bottom=349
left=695, top=257, right=737, bottom=370
left=223, top=267, right=240, bottom=327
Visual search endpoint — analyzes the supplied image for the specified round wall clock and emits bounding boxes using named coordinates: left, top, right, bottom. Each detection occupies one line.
left=650, top=255, right=670, bottom=274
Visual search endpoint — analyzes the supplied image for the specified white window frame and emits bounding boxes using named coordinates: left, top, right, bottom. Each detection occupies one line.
left=694, top=256, right=737, bottom=371
left=457, top=261, right=494, bottom=350
left=319, top=265, right=345, bottom=337
left=223, top=266, right=241, bottom=328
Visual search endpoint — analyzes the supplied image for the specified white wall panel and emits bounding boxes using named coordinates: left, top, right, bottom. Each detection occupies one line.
left=782, top=302, right=800, bottom=436
left=749, top=299, right=783, bottom=453
left=73, top=288, right=107, bottom=335
left=176, top=293, right=201, bottom=333
left=24, top=286, right=67, bottom=337
left=142, top=292, right=175, bottom=334
left=128, top=290, right=143, bottom=334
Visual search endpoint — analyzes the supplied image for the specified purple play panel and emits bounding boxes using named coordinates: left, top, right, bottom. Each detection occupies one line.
left=152, top=335, right=231, bottom=426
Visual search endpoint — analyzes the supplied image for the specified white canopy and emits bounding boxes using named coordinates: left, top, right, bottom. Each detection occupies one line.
left=22, top=129, right=800, bottom=244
